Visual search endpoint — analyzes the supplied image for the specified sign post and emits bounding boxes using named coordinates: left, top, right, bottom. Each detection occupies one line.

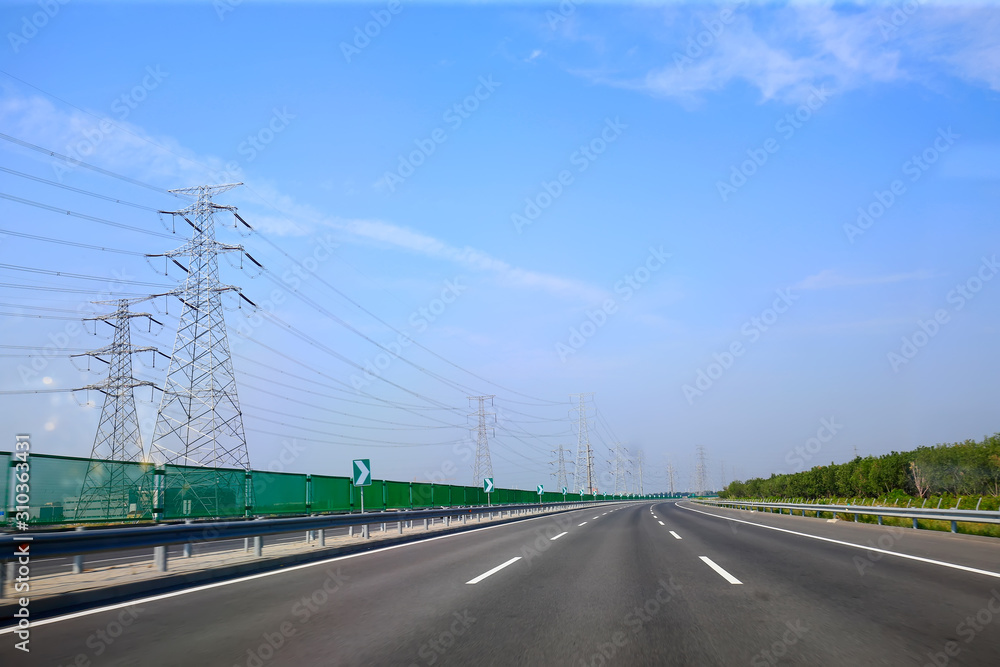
left=483, top=477, right=494, bottom=506
left=353, top=459, right=371, bottom=514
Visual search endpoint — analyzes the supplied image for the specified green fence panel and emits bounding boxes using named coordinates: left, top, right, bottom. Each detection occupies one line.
left=385, top=480, right=411, bottom=509
left=252, top=471, right=307, bottom=515
left=351, top=482, right=384, bottom=511
left=311, top=475, right=352, bottom=512
left=431, top=484, right=450, bottom=507
left=22, top=453, right=151, bottom=524
left=412, top=482, right=434, bottom=508
left=163, top=463, right=247, bottom=520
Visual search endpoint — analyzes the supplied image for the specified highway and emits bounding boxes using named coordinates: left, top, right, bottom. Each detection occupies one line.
left=3, top=500, right=1000, bottom=665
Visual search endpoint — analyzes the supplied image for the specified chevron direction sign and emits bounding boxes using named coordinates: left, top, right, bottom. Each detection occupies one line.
left=352, top=459, right=371, bottom=487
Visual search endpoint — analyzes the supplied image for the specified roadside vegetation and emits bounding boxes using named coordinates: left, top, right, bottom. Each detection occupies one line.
left=718, top=433, right=1000, bottom=537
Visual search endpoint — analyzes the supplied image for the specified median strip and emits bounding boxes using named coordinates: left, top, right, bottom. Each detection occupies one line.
left=466, top=557, right=522, bottom=585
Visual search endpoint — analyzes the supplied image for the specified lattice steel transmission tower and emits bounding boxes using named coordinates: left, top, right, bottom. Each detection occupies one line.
left=694, top=444, right=708, bottom=496
left=570, top=392, right=595, bottom=494
left=470, top=395, right=495, bottom=484
left=636, top=449, right=644, bottom=496
left=551, top=444, right=570, bottom=491
left=74, top=298, right=163, bottom=520
left=611, top=442, right=627, bottom=495
left=147, top=183, right=253, bottom=518
left=666, top=460, right=676, bottom=496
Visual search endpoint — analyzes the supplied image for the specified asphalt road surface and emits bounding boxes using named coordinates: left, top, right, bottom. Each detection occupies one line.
left=3, top=500, right=999, bottom=666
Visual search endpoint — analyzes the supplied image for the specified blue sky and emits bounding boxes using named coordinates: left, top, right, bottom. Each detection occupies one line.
left=1, top=1, right=999, bottom=493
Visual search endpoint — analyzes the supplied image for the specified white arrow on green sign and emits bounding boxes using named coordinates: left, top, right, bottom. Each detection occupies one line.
left=561, top=486, right=567, bottom=494
left=352, top=459, right=371, bottom=486
left=537, top=484, right=544, bottom=495
left=484, top=477, right=494, bottom=493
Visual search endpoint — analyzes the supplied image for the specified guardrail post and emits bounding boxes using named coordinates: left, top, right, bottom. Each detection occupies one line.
left=72, top=526, right=85, bottom=573
left=912, top=518, right=919, bottom=529
left=183, top=519, right=193, bottom=557
left=380, top=522, right=386, bottom=532
left=349, top=525, right=354, bottom=537
left=445, top=516, right=450, bottom=527
left=254, top=535, right=262, bottom=556
left=950, top=520, right=958, bottom=533
left=154, top=545, right=167, bottom=572
left=363, top=524, right=369, bottom=539
left=398, top=521, right=403, bottom=534
left=877, top=515, right=882, bottom=525
left=424, top=518, right=429, bottom=530
left=319, top=528, right=326, bottom=546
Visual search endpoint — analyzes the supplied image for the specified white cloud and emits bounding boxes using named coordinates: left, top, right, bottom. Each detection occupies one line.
left=0, top=88, right=603, bottom=302
left=568, top=4, right=1000, bottom=105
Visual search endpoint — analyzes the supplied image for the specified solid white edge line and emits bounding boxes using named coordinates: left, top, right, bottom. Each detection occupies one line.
left=669, top=531, right=682, bottom=540
left=465, top=556, right=522, bottom=584
left=700, top=556, right=742, bottom=584
left=657, top=520, right=665, bottom=526
left=550, top=532, right=568, bottom=541
left=0, top=505, right=615, bottom=634
left=679, top=502, right=1000, bottom=580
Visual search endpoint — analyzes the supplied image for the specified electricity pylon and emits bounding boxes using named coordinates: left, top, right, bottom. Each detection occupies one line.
left=695, top=444, right=708, bottom=496
left=666, top=460, right=677, bottom=496
left=636, top=449, right=644, bottom=496
left=470, top=395, right=495, bottom=485
left=147, top=183, right=253, bottom=518
left=551, top=444, right=570, bottom=491
left=611, top=442, right=627, bottom=495
left=74, top=298, right=163, bottom=520
left=570, top=392, right=595, bottom=494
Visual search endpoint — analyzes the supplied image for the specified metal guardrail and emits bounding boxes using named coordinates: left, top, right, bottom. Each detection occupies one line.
left=695, top=498, right=1000, bottom=531
left=0, top=500, right=611, bottom=594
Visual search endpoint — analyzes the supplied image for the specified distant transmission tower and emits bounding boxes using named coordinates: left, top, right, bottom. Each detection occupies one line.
left=695, top=444, right=708, bottom=496
left=74, top=298, right=164, bottom=520
left=611, top=442, right=627, bottom=495
left=666, top=460, right=676, bottom=496
left=470, top=395, right=495, bottom=484
left=147, top=183, right=253, bottom=518
left=551, top=444, right=570, bottom=491
left=570, top=392, right=595, bottom=494
left=636, top=449, right=644, bottom=496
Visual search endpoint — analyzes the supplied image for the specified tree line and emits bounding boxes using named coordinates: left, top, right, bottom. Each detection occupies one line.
left=721, top=433, right=1000, bottom=499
